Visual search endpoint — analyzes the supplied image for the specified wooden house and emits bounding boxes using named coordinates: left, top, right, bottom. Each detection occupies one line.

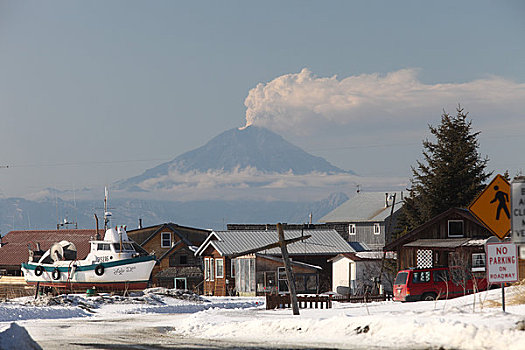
left=320, top=191, right=404, bottom=251
left=383, top=208, right=493, bottom=274
left=127, top=223, right=210, bottom=291
left=194, top=229, right=356, bottom=296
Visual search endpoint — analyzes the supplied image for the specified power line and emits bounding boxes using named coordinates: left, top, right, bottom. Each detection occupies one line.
left=5, top=158, right=172, bottom=169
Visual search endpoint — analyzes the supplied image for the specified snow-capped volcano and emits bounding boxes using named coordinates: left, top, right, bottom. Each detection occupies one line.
left=117, top=126, right=352, bottom=191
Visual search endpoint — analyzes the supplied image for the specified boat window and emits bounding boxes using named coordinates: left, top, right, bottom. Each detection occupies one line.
left=112, top=243, right=135, bottom=252
left=97, top=243, right=111, bottom=251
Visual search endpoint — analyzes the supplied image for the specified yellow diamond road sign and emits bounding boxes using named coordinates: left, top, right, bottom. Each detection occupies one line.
left=468, top=174, right=511, bottom=240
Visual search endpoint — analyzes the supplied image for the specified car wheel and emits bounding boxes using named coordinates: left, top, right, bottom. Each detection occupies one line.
left=422, top=293, right=436, bottom=301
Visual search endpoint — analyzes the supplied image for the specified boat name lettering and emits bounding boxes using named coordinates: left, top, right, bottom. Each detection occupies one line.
left=114, top=266, right=137, bottom=275
left=95, top=256, right=111, bottom=263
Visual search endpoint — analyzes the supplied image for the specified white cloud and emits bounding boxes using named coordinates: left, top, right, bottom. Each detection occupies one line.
left=114, top=167, right=407, bottom=202
left=243, top=68, right=525, bottom=134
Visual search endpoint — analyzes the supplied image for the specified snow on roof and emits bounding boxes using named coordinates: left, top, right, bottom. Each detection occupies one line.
left=319, top=191, right=404, bottom=223
left=354, top=251, right=396, bottom=260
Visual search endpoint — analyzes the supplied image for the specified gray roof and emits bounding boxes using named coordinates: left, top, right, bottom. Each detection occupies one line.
left=403, top=238, right=487, bottom=249
left=196, top=229, right=354, bottom=257
left=320, top=191, right=404, bottom=223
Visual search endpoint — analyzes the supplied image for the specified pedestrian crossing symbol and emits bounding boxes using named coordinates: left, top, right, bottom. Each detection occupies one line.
left=468, top=174, right=511, bottom=240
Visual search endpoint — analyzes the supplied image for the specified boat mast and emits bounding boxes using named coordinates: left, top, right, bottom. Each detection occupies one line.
left=104, top=186, right=112, bottom=232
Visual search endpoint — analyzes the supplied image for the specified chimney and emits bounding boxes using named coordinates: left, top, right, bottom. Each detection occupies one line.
left=385, top=193, right=389, bottom=208
left=309, top=212, right=313, bottom=224
left=138, top=218, right=143, bottom=229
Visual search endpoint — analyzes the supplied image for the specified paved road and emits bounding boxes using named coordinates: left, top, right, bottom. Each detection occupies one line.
left=21, top=315, right=338, bottom=350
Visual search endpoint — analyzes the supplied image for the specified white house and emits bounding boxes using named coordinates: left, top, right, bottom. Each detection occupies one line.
left=330, top=251, right=395, bottom=295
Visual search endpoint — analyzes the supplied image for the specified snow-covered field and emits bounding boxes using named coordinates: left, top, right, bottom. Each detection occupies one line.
left=1, top=286, right=525, bottom=349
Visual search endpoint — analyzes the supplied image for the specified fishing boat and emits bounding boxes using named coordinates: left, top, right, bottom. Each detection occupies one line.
left=21, top=189, right=156, bottom=292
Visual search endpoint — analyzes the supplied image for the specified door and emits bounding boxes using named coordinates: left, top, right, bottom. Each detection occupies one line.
left=174, top=277, right=187, bottom=290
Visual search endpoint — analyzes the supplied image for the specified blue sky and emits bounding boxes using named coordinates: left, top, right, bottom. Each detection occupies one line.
left=1, top=1, right=524, bottom=198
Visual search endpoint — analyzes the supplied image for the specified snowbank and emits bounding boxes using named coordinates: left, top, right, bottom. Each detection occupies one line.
left=0, top=286, right=523, bottom=349
left=0, top=323, right=41, bottom=350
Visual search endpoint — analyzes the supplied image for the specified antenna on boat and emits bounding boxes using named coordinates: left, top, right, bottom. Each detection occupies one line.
left=57, top=216, right=78, bottom=230
left=104, top=186, right=112, bottom=231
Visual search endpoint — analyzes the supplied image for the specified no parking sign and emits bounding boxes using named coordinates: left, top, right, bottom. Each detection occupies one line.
left=486, top=242, right=518, bottom=284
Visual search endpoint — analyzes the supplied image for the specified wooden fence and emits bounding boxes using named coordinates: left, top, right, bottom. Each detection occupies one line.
left=0, top=276, right=35, bottom=300
left=331, top=293, right=392, bottom=303
left=265, top=293, right=392, bottom=310
left=266, top=294, right=332, bottom=310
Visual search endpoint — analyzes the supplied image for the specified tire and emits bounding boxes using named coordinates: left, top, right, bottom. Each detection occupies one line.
left=52, top=267, right=61, bottom=280
left=95, top=264, right=105, bottom=276
left=422, top=293, right=436, bottom=301
left=34, top=265, right=44, bottom=276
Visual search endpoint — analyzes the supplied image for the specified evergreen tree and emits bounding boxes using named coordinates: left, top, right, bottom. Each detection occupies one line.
left=401, top=106, right=491, bottom=232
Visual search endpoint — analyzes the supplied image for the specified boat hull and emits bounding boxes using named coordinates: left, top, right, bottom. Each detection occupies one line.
left=21, top=255, right=156, bottom=292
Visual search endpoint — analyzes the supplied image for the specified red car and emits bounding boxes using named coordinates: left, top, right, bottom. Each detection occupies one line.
left=393, top=266, right=487, bottom=302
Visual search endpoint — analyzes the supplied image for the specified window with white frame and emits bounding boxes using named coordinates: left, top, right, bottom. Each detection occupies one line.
left=472, top=253, right=486, bottom=272
left=209, top=258, right=214, bottom=281
left=204, top=258, right=210, bottom=281
left=373, top=223, right=381, bottom=235
left=161, top=232, right=171, bottom=248
left=349, top=224, right=356, bottom=235
left=448, top=220, right=464, bottom=237
left=215, top=258, right=224, bottom=278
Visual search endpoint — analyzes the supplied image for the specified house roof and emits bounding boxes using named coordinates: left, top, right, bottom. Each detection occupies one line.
left=319, top=191, right=404, bottom=223
left=403, top=238, right=489, bottom=249
left=383, top=207, right=491, bottom=251
left=195, top=229, right=354, bottom=257
left=348, top=241, right=370, bottom=252
left=127, top=223, right=210, bottom=248
left=330, top=251, right=396, bottom=262
left=0, top=230, right=96, bottom=267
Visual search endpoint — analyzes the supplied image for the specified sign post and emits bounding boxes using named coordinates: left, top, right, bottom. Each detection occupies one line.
left=486, top=242, right=519, bottom=312
left=470, top=174, right=513, bottom=312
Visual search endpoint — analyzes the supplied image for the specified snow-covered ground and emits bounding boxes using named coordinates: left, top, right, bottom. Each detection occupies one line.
left=1, top=286, right=525, bottom=349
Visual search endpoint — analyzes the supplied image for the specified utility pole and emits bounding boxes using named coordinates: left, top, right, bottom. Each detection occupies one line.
left=277, top=223, right=300, bottom=315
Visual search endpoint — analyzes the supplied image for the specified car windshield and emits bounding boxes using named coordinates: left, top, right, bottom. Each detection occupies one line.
left=394, top=272, right=408, bottom=285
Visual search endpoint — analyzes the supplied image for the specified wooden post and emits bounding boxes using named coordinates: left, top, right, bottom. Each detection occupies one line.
left=277, top=223, right=300, bottom=315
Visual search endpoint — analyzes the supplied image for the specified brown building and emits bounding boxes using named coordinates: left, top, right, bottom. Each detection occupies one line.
left=0, top=229, right=95, bottom=276
left=127, top=223, right=210, bottom=291
left=195, top=229, right=355, bottom=296
left=384, top=208, right=493, bottom=274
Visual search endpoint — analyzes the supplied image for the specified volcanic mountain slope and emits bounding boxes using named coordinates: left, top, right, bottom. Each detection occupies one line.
left=117, top=126, right=352, bottom=190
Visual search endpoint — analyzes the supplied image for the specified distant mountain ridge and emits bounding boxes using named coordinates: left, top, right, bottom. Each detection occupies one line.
left=0, top=192, right=349, bottom=233
left=117, top=126, right=352, bottom=190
